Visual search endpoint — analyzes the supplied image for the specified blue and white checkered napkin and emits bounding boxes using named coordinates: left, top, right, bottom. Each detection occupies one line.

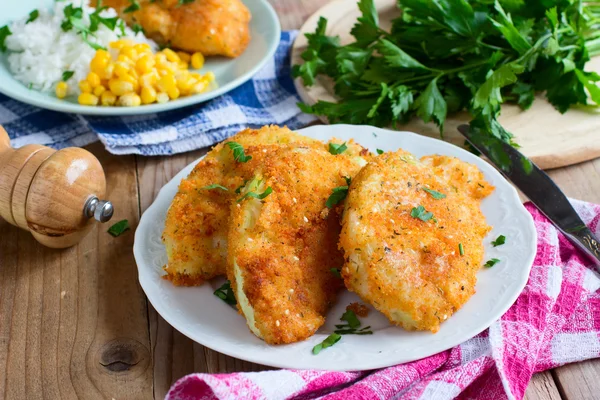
left=0, top=31, right=316, bottom=155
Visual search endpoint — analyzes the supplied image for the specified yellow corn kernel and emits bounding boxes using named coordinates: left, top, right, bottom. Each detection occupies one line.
left=78, top=92, right=99, bottom=106
left=117, top=54, right=135, bottom=66
left=157, top=74, right=177, bottom=93
left=99, top=63, right=114, bottom=80
left=95, top=49, right=111, bottom=60
left=177, top=76, right=196, bottom=93
left=55, top=81, right=68, bottom=99
left=93, top=85, right=106, bottom=97
left=154, top=52, right=167, bottom=65
left=114, top=62, right=131, bottom=79
left=191, top=52, right=204, bottom=69
left=156, top=92, right=170, bottom=103
left=191, top=80, right=208, bottom=94
left=90, top=55, right=108, bottom=76
left=120, top=46, right=139, bottom=61
left=177, top=60, right=189, bottom=70
left=141, top=85, right=157, bottom=104
left=177, top=51, right=191, bottom=63
left=167, top=86, right=180, bottom=100
left=129, top=67, right=139, bottom=81
left=120, top=73, right=140, bottom=92
left=110, top=39, right=134, bottom=50
left=157, top=62, right=176, bottom=76
left=100, top=90, right=117, bottom=106
left=79, top=80, right=92, bottom=93
left=134, top=43, right=151, bottom=54
left=109, top=79, right=135, bottom=96
left=204, top=71, right=215, bottom=82
left=190, top=72, right=202, bottom=80
left=162, top=48, right=180, bottom=63
left=86, top=72, right=101, bottom=88
left=140, top=71, right=158, bottom=88
left=135, top=54, right=155, bottom=74
left=118, top=92, right=142, bottom=107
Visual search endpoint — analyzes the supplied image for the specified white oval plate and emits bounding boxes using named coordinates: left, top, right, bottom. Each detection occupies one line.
left=134, top=124, right=537, bottom=371
left=0, top=0, right=280, bottom=116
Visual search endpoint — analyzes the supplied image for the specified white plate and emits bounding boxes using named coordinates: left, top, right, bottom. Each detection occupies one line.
left=133, top=125, right=537, bottom=371
left=0, top=0, right=280, bottom=116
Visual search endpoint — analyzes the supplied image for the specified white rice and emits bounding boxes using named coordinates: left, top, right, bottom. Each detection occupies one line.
left=5, top=0, right=154, bottom=95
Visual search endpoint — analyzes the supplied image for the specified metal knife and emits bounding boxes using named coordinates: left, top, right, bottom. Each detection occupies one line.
left=457, top=124, right=600, bottom=269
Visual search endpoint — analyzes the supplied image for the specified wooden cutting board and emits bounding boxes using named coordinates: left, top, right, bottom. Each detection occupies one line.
left=291, top=0, right=600, bottom=170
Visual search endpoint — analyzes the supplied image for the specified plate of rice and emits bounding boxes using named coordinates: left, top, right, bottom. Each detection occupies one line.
left=0, top=0, right=280, bottom=115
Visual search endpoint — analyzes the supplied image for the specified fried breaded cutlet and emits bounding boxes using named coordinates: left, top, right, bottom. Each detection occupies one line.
left=162, top=126, right=320, bottom=286
left=339, top=150, right=494, bottom=333
left=227, top=145, right=369, bottom=344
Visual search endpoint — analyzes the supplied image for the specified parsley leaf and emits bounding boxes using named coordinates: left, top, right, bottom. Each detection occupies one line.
left=107, top=220, right=129, bottom=237
left=492, top=235, right=506, bottom=247
left=214, top=281, right=236, bottom=305
left=376, top=149, right=384, bottom=155
left=484, top=258, right=501, bottom=268
left=62, top=70, right=74, bottom=81
left=202, top=184, right=228, bottom=191
left=124, top=0, right=141, bottom=13
left=312, top=333, right=341, bottom=355
left=26, top=10, right=39, bottom=24
left=227, top=142, right=252, bottom=163
left=422, top=187, right=446, bottom=199
left=410, top=205, right=434, bottom=222
left=328, top=142, right=348, bottom=155
left=178, top=0, right=195, bottom=5
left=414, top=78, right=447, bottom=133
left=132, top=23, right=144, bottom=34
left=237, top=186, right=273, bottom=203
left=326, top=185, right=349, bottom=208
left=340, top=310, right=360, bottom=329
left=459, top=243, right=464, bottom=256
left=330, top=268, right=341, bottom=278
left=0, top=25, right=12, bottom=52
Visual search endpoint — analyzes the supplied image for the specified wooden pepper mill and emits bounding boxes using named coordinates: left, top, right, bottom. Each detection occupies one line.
left=0, top=125, right=113, bottom=248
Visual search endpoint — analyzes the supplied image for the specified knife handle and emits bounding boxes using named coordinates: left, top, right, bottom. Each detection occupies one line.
left=566, top=228, right=600, bottom=268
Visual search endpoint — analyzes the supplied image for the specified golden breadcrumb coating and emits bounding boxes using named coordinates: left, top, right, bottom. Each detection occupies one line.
left=339, top=150, right=494, bottom=333
left=227, top=145, right=368, bottom=344
left=162, top=126, right=320, bottom=286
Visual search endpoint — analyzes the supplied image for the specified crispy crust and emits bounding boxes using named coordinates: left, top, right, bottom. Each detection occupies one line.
left=339, top=150, right=494, bottom=333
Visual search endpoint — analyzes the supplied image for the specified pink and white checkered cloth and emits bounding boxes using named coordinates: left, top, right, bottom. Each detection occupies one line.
left=166, top=200, right=600, bottom=400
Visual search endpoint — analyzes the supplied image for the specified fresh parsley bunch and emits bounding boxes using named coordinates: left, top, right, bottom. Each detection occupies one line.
left=293, top=0, right=600, bottom=144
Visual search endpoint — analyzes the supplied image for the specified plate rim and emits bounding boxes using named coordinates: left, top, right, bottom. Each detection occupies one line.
left=133, top=124, right=537, bottom=371
left=0, top=0, right=281, bottom=116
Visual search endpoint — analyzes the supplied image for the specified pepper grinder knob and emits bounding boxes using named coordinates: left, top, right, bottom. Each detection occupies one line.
left=0, top=125, right=114, bottom=248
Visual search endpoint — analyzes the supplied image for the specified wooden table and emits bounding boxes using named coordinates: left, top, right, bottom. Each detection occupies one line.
left=0, top=1, right=599, bottom=399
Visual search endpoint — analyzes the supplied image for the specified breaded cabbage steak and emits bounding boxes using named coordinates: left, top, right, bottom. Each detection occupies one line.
left=339, top=150, right=494, bottom=333
left=162, top=125, right=321, bottom=286
left=227, top=145, right=369, bottom=344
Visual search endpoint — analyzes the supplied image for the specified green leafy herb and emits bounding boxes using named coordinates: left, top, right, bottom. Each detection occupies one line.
left=62, top=70, right=74, bottom=81
left=492, top=235, right=506, bottom=247
left=107, top=219, right=129, bottom=237
left=333, top=307, right=373, bottom=336
left=124, top=0, right=141, bottom=13
left=202, top=184, right=228, bottom=191
left=459, top=243, right=464, bottom=256
left=484, top=258, right=501, bottom=268
left=227, top=142, right=253, bottom=163
left=376, top=149, right=384, bottom=155
left=26, top=10, right=39, bottom=24
left=0, top=25, right=12, bottom=52
left=326, top=186, right=348, bottom=208
left=132, top=23, right=144, bottom=34
left=328, top=142, right=348, bottom=155
left=312, top=333, right=341, bottom=355
left=28, top=83, right=33, bottom=90
left=330, top=268, right=341, bottom=279
left=340, top=310, right=360, bottom=329
left=410, top=205, right=434, bottom=222
left=422, top=187, right=446, bottom=199
left=214, top=281, right=237, bottom=305
left=293, top=0, right=600, bottom=166
left=237, top=186, right=273, bottom=203
left=60, top=4, right=108, bottom=50
left=178, top=0, right=195, bottom=5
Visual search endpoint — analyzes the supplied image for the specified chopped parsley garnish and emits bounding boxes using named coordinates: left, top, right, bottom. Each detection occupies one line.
left=330, top=268, right=341, bottom=279
left=178, top=0, right=195, bottom=5
left=227, top=142, right=253, bottom=163
left=214, top=281, right=236, bottom=305
left=459, top=243, right=464, bottom=256
left=28, top=83, right=33, bottom=90
left=484, top=258, right=500, bottom=268
left=0, top=25, right=12, bottom=52
left=124, top=0, right=141, bottom=13
left=326, top=177, right=351, bottom=208
left=60, top=4, right=111, bottom=50
left=492, top=235, right=506, bottom=247
left=410, top=205, right=434, bottom=222
left=334, top=309, right=373, bottom=335
left=237, top=186, right=273, bottom=203
left=328, top=142, right=347, bottom=155
left=202, top=184, right=228, bottom=191
left=132, top=23, right=144, bottom=34
left=234, top=180, right=249, bottom=194
left=422, top=187, right=446, bottom=199
left=107, top=219, right=129, bottom=237
left=62, top=70, right=74, bottom=81
left=312, top=333, right=341, bottom=355
left=376, top=149, right=384, bottom=155
left=340, top=310, right=360, bottom=329
left=26, top=10, right=39, bottom=24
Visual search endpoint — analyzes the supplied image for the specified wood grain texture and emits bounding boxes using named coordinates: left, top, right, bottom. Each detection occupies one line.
left=136, top=150, right=270, bottom=399
left=0, top=143, right=152, bottom=399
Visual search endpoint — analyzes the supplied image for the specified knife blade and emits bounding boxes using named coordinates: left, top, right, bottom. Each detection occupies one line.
left=457, top=124, right=600, bottom=269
